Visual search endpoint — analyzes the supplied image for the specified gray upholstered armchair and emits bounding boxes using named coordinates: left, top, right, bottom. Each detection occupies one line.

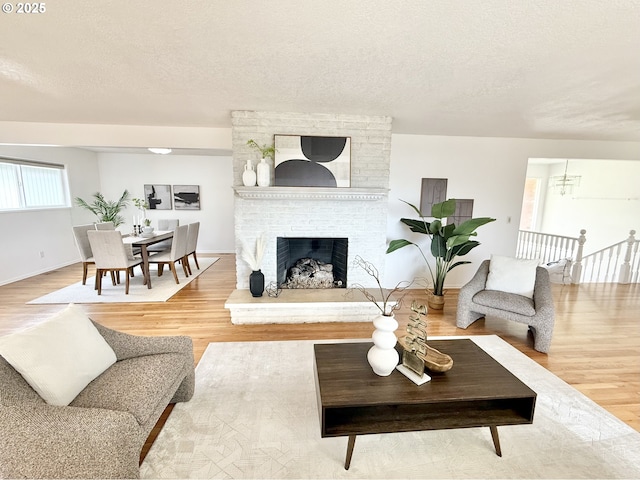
left=456, top=259, right=555, bottom=353
left=0, top=322, right=195, bottom=479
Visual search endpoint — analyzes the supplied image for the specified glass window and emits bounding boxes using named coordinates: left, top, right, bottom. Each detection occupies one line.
left=0, top=158, right=69, bottom=211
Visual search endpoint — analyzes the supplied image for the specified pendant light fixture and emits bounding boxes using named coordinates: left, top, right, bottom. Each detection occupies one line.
left=549, top=159, right=581, bottom=196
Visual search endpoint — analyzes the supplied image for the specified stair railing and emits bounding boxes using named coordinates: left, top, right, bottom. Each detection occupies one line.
left=516, top=229, right=585, bottom=266
left=580, top=230, right=638, bottom=284
left=517, top=229, right=638, bottom=284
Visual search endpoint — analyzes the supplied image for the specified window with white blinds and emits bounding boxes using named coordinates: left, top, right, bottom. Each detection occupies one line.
left=0, top=158, right=70, bottom=210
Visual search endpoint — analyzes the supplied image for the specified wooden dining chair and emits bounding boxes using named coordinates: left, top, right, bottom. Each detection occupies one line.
left=148, top=224, right=189, bottom=284
left=87, top=230, right=144, bottom=295
left=184, top=222, right=200, bottom=275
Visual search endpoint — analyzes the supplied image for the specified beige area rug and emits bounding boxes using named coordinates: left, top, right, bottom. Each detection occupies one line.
left=141, top=335, right=640, bottom=479
left=27, top=257, right=219, bottom=304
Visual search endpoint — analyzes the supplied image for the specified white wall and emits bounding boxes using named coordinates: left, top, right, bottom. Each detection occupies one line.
left=0, top=122, right=231, bottom=150
left=537, top=159, right=640, bottom=253
left=384, top=135, right=640, bottom=289
left=0, top=145, right=101, bottom=285
left=97, top=153, right=235, bottom=253
left=2, top=128, right=638, bottom=288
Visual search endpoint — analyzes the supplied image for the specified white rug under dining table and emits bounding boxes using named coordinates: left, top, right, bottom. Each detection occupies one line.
left=27, top=257, right=218, bottom=304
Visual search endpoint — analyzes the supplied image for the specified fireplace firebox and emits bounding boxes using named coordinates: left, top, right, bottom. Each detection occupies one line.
left=277, top=237, right=348, bottom=288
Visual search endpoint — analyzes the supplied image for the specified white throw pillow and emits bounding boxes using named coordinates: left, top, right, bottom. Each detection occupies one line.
left=0, top=303, right=117, bottom=406
left=486, top=255, right=540, bottom=299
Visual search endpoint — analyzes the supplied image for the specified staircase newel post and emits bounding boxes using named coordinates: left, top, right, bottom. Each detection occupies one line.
left=617, top=229, right=636, bottom=284
left=571, top=229, right=587, bottom=284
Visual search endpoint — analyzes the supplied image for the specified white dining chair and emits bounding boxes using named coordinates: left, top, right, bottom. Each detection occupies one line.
left=148, top=224, right=189, bottom=284
left=87, top=230, right=144, bottom=295
left=184, top=222, right=200, bottom=275
left=72, top=224, right=96, bottom=285
left=147, top=219, right=179, bottom=253
left=94, top=221, right=115, bottom=230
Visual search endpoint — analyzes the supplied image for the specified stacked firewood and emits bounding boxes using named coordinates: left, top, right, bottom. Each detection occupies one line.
left=284, top=258, right=334, bottom=288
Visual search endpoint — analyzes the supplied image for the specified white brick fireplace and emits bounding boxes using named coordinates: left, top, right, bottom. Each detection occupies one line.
left=228, top=111, right=393, bottom=324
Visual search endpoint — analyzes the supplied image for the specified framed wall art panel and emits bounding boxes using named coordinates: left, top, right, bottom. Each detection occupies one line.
left=274, top=135, right=351, bottom=187
left=420, top=178, right=448, bottom=215
left=144, top=184, right=172, bottom=210
left=174, top=185, right=200, bottom=210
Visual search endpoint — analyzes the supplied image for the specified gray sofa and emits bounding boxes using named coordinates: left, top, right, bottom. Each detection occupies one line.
left=0, top=321, right=195, bottom=479
left=456, top=259, right=555, bottom=353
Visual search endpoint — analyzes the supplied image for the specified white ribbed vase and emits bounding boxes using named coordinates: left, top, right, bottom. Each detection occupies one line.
left=256, top=158, right=271, bottom=187
left=367, top=314, right=399, bottom=376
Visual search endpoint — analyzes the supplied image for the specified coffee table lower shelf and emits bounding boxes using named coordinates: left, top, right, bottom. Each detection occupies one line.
left=314, top=340, right=536, bottom=470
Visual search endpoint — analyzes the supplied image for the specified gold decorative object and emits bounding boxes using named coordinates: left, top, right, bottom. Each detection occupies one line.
left=401, top=301, right=454, bottom=373
left=402, top=302, right=428, bottom=376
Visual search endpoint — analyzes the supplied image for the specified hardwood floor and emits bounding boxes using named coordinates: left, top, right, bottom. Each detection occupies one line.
left=1, top=253, right=638, bottom=462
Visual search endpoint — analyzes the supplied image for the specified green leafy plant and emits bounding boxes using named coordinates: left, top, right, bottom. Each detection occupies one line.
left=247, top=139, right=277, bottom=160
left=143, top=218, right=152, bottom=227
left=132, top=197, right=149, bottom=210
left=74, top=190, right=131, bottom=227
left=387, top=199, right=495, bottom=297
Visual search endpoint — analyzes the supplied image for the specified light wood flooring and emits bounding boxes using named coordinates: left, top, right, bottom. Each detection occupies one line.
left=1, top=253, right=638, bottom=461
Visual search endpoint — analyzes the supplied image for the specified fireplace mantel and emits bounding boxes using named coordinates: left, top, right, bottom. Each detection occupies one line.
left=233, top=186, right=388, bottom=201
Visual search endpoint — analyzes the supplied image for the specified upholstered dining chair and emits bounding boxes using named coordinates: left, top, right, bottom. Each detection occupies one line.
left=94, top=221, right=115, bottom=230
left=148, top=224, right=189, bottom=284
left=71, top=224, right=96, bottom=285
left=95, top=220, right=143, bottom=257
left=456, top=258, right=555, bottom=353
left=184, top=222, right=200, bottom=275
left=87, top=230, right=144, bottom=294
left=147, top=219, right=179, bottom=253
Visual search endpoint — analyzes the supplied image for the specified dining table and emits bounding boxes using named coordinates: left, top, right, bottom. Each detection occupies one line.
left=123, top=230, right=173, bottom=289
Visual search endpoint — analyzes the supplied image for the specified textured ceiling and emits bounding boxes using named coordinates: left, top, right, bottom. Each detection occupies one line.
left=1, top=1, right=639, bottom=141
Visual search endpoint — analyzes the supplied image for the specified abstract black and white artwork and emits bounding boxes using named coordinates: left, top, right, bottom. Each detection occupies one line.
left=174, top=185, right=200, bottom=210
left=274, top=135, right=351, bottom=187
left=144, top=184, right=172, bottom=210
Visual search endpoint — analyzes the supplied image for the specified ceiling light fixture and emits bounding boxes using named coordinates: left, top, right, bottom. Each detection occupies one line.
left=548, top=159, right=581, bottom=196
left=148, top=147, right=172, bottom=155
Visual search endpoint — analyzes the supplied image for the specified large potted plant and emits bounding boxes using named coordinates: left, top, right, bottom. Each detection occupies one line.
left=387, top=198, right=495, bottom=310
left=75, top=190, right=131, bottom=228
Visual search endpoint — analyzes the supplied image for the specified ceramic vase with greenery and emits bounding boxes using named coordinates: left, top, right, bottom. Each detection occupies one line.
left=247, top=139, right=277, bottom=187
left=132, top=197, right=149, bottom=224
left=75, top=190, right=130, bottom=228
left=387, top=198, right=495, bottom=310
left=142, top=218, right=154, bottom=235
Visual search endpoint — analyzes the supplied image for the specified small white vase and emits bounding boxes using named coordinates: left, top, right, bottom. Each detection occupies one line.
left=256, top=158, right=271, bottom=187
left=242, top=160, right=257, bottom=186
left=367, top=314, right=399, bottom=376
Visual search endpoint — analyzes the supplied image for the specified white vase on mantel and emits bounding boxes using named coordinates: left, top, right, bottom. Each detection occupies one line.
left=367, top=314, right=399, bottom=376
left=242, top=159, right=257, bottom=187
left=256, top=158, right=271, bottom=187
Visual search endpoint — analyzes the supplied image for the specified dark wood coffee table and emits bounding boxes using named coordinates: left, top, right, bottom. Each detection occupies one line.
left=313, top=339, right=536, bottom=469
